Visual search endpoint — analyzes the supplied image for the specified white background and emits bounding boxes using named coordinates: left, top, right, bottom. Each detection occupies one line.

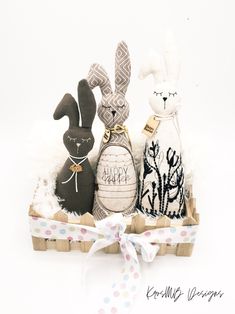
left=0, top=0, right=234, bottom=313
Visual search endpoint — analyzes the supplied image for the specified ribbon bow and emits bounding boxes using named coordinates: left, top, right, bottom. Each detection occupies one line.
left=88, top=213, right=159, bottom=262
left=103, top=124, right=131, bottom=145
left=86, top=214, right=160, bottom=313
left=29, top=213, right=198, bottom=314
left=112, top=124, right=128, bottom=134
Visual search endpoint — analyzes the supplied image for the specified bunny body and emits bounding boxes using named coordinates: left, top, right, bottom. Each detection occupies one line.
left=56, top=157, right=95, bottom=213
left=137, top=37, right=186, bottom=219
left=94, top=131, right=137, bottom=217
left=139, top=115, right=185, bottom=218
left=53, top=80, right=96, bottom=215
left=87, top=41, right=137, bottom=220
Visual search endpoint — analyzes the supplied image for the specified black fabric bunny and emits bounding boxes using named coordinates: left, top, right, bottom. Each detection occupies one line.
left=53, top=79, right=96, bottom=215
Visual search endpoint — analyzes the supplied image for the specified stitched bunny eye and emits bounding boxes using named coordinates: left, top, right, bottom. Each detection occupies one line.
left=117, top=104, right=125, bottom=109
left=82, top=138, right=91, bottom=143
left=154, top=91, right=163, bottom=96
left=68, top=135, right=77, bottom=142
left=102, top=105, right=111, bottom=109
left=169, top=92, right=177, bottom=97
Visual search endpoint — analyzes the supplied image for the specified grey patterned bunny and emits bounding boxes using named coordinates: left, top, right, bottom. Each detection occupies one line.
left=87, top=41, right=137, bottom=220
left=53, top=79, right=96, bottom=215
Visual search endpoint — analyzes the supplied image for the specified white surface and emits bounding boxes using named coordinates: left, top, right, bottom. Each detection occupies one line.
left=0, top=0, right=234, bottom=313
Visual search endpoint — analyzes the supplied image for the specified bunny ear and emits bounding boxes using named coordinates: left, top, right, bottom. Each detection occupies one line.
left=53, top=94, right=79, bottom=128
left=115, top=41, right=131, bottom=95
left=164, top=31, right=180, bottom=83
left=139, top=51, right=167, bottom=84
left=78, top=79, right=96, bottom=128
left=87, top=63, right=112, bottom=96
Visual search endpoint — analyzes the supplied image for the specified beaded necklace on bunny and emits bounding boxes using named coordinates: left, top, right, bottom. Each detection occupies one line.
left=61, top=155, right=87, bottom=193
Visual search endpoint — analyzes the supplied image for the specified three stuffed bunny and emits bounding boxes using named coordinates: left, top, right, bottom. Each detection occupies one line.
left=52, top=38, right=187, bottom=220
left=53, top=79, right=96, bottom=215
left=87, top=41, right=138, bottom=220
left=137, top=36, right=186, bottom=219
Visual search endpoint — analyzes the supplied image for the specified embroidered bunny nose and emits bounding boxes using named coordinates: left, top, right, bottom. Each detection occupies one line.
left=76, top=143, right=81, bottom=147
left=163, top=97, right=167, bottom=101
left=111, top=110, right=116, bottom=117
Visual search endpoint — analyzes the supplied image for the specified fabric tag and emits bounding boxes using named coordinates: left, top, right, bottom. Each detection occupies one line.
left=142, top=115, right=160, bottom=137
left=69, top=164, right=83, bottom=173
left=103, top=129, right=111, bottom=143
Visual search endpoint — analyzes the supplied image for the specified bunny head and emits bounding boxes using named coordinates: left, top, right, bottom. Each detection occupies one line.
left=139, top=36, right=181, bottom=117
left=53, top=79, right=96, bottom=157
left=87, top=41, right=131, bottom=128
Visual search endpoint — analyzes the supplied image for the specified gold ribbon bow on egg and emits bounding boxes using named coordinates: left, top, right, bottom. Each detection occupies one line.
left=103, top=124, right=131, bottom=145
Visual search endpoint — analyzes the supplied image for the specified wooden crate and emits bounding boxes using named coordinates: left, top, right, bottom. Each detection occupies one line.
left=29, top=187, right=199, bottom=256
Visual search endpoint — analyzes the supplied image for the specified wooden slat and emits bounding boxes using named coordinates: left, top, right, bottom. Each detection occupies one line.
left=166, top=244, right=177, bottom=254
left=104, top=242, right=120, bottom=254
left=195, top=213, right=200, bottom=224
left=80, top=213, right=95, bottom=252
left=183, top=216, right=197, bottom=226
left=130, top=216, right=135, bottom=233
left=32, top=236, right=47, bottom=251
left=176, top=215, right=196, bottom=256
left=185, top=199, right=192, bottom=218
left=46, top=240, right=56, bottom=250
left=70, top=241, right=81, bottom=250
left=191, top=198, right=196, bottom=217
left=53, top=210, right=68, bottom=222
left=125, top=223, right=132, bottom=234
left=176, top=243, right=194, bottom=256
left=28, top=205, right=42, bottom=217
left=133, top=214, right=145, bottom=234
left=156, top=216, right=171, bottom=256
left=157, top=244, right=168, bottom=256
left=156, top=215, right=171, bottom=228
left=55, top=239, right=70, bottom=252
left=53, top=210, right=70, bottom=251
left=188, top=184, right=193, bottom=198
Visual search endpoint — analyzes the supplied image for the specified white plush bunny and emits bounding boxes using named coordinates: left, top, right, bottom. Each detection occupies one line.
left=137, top=35, right=186, bottom=219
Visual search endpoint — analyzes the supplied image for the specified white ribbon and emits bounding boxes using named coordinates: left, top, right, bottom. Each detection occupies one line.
left=29, top=213, right=198, bottom=313
left=154, top=112, right=176, bottom=120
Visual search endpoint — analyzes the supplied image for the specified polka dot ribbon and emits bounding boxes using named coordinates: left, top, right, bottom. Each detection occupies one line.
left=29, top=214, right=198, bottom=313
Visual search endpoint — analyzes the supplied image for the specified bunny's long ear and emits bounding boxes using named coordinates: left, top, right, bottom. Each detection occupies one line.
left=87, top=63, right=112, bottom=96
left=78, top=79, right=96, bottom=128
left=139, top=51, right=167, bottom=84
left=53, top=94, right=79, bottom=128
left=164, top=31, right=180, bottom=83
left=115, top=41, right=131, bottom=95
